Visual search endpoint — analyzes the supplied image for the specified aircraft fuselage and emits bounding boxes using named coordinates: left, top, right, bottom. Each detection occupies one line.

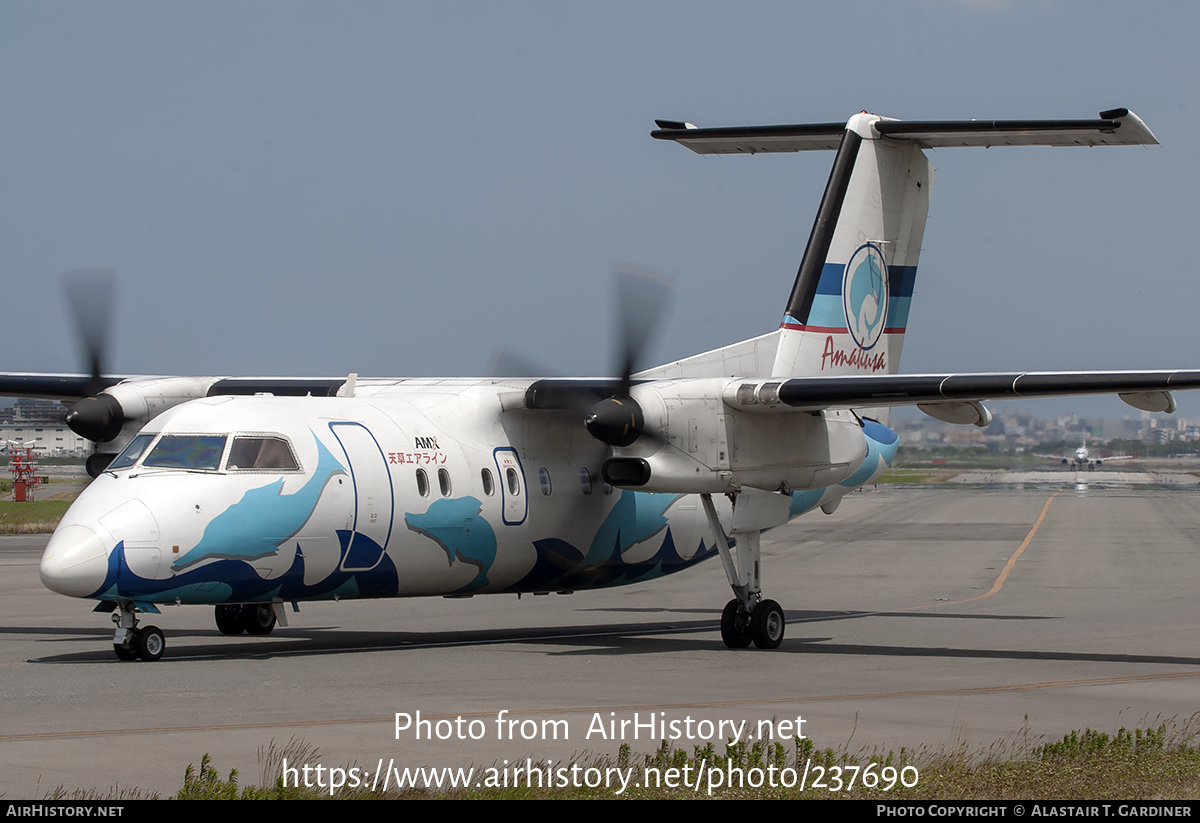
left=39, top=382, right=896, bottom=607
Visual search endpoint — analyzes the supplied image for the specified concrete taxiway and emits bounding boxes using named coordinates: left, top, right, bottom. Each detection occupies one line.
left=2, top=485, right=1199, bottom=798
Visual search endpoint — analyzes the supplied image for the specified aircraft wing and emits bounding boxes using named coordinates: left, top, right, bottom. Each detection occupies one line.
left=726, top=370, right=1200, bottom=420
left=0, top=374, right=122, bottom=401
left=522, top=369, right=1200, bottom=427
left=0, top=374, right=348, bottom=402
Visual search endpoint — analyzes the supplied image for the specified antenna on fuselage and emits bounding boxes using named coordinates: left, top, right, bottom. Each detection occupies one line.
left=337, top=373, right=358, bottom=398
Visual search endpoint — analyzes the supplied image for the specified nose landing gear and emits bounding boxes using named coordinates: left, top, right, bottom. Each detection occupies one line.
left=111, top=603, right=165, bottom=662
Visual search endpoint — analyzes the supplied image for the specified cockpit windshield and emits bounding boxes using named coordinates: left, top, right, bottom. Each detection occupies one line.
left=106, top=432, right=301, bottom=473
left=107, top=433, right=155, bottom=471
left=142, top=436, right=227, bottom=471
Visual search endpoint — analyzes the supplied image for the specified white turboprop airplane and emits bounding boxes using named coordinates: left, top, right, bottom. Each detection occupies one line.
left=10, top=107, right=1200, bottom=662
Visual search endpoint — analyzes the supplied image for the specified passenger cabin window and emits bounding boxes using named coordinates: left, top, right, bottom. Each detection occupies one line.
left=416, top=468, right=429, bottom=497
left=539, top=467, right=552, bottom=496
left=438, top=468, right=452, bottom=497
left=506, top=467, right=520, bottom=496
left=108, top=433, right=155, bottom=471
left=142, top=436, right=226, bottom=471
left=481, top=468, right=495, bottom=496
left=226, top=436, right=299, bottom=471
left=579, top=467, right=592, bottom=495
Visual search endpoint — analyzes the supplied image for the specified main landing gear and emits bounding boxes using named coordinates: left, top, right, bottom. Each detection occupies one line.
left=111, top=602, right=165, bottom=662
left=701, top=493, right=788, bottom=650
left=720, top=597, right=785, bottom=650
left=214, top=603, right=278, bottom=636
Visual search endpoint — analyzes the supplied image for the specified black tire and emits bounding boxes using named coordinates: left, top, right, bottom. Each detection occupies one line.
left=751, top=600, right=785, bottom=650
left=215, top=605, right=245, bottom=635
left=720, top=599, right=752, bottom=649
left=244, top=603, right=277, bottom=636
left=136, top=625, right=166, bottom=661
left=113, top=643, right=137, bottom=661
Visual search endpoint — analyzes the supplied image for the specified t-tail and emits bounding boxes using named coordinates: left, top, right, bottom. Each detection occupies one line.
left=652, top=108, right=1157, bottom=387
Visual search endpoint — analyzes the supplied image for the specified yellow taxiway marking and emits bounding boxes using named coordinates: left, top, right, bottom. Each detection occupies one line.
left=890, top=489, right=1061, bottom=613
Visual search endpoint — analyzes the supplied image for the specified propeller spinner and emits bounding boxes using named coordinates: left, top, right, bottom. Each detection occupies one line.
left=582, top=266, right=672, bottom=448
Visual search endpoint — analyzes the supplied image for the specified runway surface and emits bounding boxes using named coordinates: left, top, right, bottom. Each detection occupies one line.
left=3, top=485, right=1199, bottom=797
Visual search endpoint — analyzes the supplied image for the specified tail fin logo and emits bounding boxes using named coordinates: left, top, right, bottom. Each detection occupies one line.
left=843, top=243, right=889, bottom=351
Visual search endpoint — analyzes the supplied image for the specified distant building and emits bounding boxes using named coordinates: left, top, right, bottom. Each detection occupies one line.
left=0, top=399, right=68, bottom=425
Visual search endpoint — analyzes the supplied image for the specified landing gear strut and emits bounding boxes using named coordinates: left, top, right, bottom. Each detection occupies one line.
left=111, top=602, right=165, bottom=662
left=703, top=493, right=788, bottom=650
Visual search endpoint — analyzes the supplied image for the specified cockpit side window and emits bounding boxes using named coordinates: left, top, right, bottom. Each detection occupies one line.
left=226, top=436, right=300, bottom=471
left=142, top=436, right=227, bottom=471
left=108, top=433, right=156, bottom=471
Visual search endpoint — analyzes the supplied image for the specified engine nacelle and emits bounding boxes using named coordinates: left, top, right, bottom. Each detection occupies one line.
left=69, top=377, right=219, bottom=474
left=103, top=377, right=216, bottom=427
left=602, top=378, right=868, bottom=493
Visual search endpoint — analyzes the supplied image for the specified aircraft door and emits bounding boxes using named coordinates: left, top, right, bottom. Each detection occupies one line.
left=329, top=422, right=394, bottom=570
left=493, top=447, right=527, bottom=526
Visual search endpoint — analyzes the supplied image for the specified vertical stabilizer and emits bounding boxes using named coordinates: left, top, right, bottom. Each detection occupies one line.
left=650, top=107, right=1157, bottom=390
left=772, top=113, right=933, bottom=379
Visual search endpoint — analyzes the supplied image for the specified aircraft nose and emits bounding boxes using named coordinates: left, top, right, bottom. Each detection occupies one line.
left=40, top=524, right=110, bottom=597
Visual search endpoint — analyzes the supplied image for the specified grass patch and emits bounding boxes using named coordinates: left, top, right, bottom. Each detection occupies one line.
left=45, top=718, right=1200, bottom=800
left=0, top=499, right=74, bottom=533
left=875, top=469, right=959, bottom=484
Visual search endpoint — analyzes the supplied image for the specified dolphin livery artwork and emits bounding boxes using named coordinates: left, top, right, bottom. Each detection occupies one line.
left=8, top=107, right=1200, bottom=661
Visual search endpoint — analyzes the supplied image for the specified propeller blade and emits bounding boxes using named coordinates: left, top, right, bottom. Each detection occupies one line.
left=579, top=265, right=674, bottom=447
left=612, top=264, right=673, bottom=395
left=486, top=346, right=558, bottom=379
left=500, top=266, right=673, bottom=449
left=59, top=269, right=126, bottom=454
left=60, top=268, right=116, bottom=395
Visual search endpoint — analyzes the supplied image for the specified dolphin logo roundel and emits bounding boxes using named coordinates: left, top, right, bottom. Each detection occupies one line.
left=842, top=243, right=889, bottom=351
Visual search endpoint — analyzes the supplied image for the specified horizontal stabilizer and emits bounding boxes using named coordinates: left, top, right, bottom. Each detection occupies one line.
left=652, top=109, right=1157, bottom=154
left=875, top=109, right=1158, bottom=148
left=651, top=122, right=847, bottom=154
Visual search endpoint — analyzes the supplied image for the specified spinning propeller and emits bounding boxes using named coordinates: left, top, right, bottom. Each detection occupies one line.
left=494, top=265, right=674, bottom=449
left=582, top=266, right=673, bottom=448
left=59, top=269, right=124, bottom=474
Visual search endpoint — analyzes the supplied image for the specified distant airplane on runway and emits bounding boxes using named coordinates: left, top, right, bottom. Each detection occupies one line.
left=7, top=106, right=1200, bottom=661
left=1041, top=444, right=1134, bottom=471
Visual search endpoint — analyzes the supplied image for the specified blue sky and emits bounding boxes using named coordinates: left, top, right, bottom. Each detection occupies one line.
left=2, top=1, right=1197, bottom=420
